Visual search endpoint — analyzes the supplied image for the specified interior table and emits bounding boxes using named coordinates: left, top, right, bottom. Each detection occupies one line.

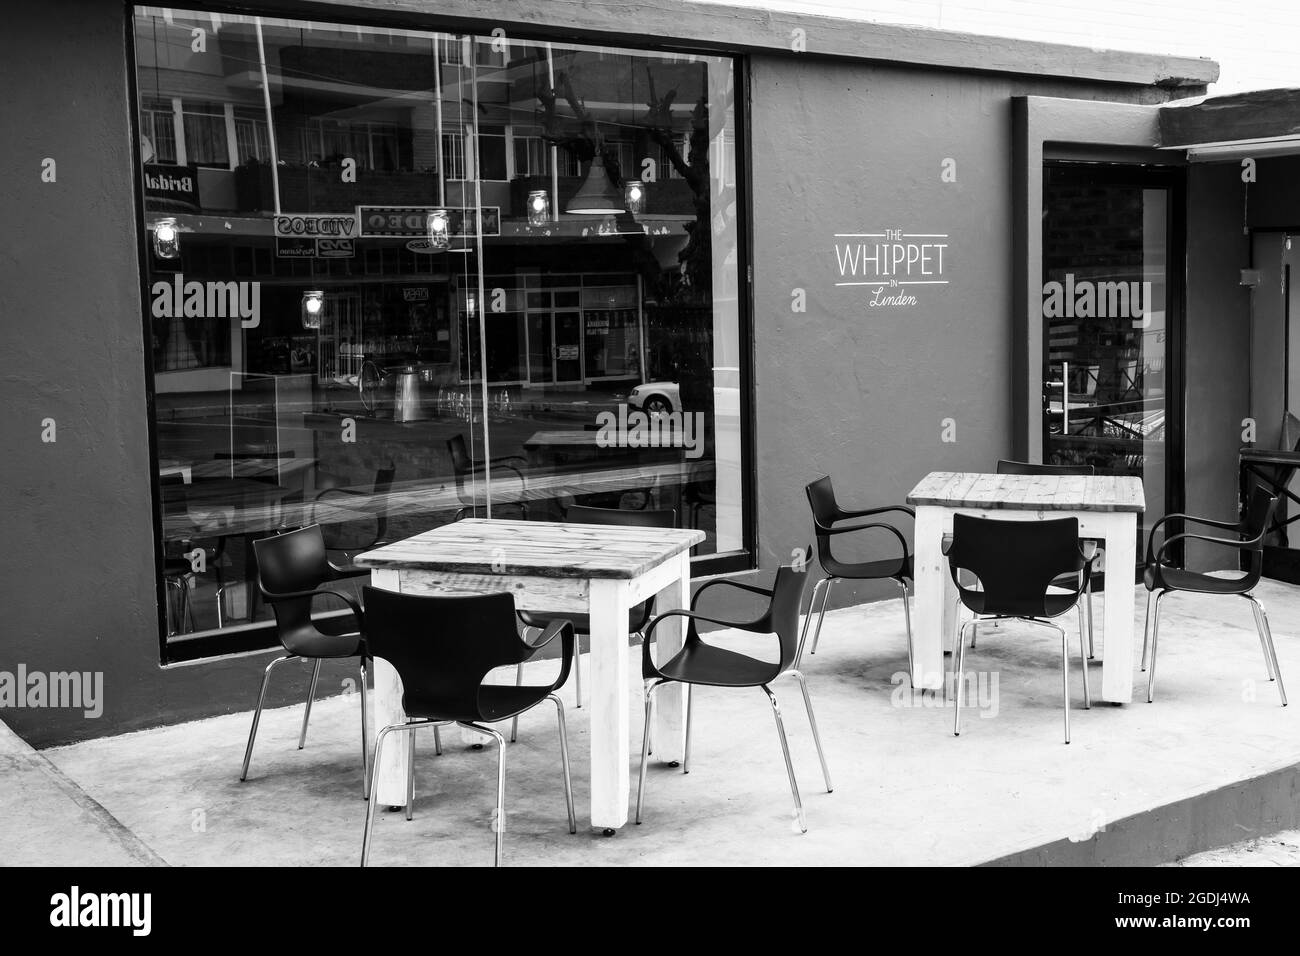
left=354, top=518, right=704, bottom=830
left=906, top=471, right=1145, bottom=703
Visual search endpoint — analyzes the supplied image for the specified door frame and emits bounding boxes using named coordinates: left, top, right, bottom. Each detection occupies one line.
left=1039, top=160, right=1187, bottom=543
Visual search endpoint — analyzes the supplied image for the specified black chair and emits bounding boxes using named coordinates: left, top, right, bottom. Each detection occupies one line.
left=804, top=476, right=914, bottom=669
left=360, top=586, right=577, bottom=867
left=447, top=434, right=529, bottom=521
left=636, top=553, right=830, bottom=832
left=243, top=525, right=381, bottom=797
left=1141, top=488, right=1287, bottom=706
left=946, top=514, right=1094, bottom=743
left=309, top=465, right=397, bottom=572
left=986, top=459, right=1099, bottom=658
left=160, top=474, right=225, bottom=635
left=511, top=504, right=677, bottom=740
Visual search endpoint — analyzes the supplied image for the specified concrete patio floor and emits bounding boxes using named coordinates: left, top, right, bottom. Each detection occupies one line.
left=32, top=579, right=1300, bottom=866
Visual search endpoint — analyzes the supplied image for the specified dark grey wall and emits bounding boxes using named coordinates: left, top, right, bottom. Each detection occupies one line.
left=1184, top=164, right=1253, bottom=565
left=0, top=2, right=365, bottom=748
left=748, top=55, right=1178, bottom=604
left=0, top=3, right=1196, bottom=746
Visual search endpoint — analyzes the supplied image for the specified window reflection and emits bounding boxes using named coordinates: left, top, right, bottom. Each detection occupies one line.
left=134, top=8, right=745, bottom=654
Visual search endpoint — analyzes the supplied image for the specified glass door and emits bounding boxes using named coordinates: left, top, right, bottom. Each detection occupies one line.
left=553, top=312, right=583, bottom=383
left=1041, top=162, right=1185, bottom=558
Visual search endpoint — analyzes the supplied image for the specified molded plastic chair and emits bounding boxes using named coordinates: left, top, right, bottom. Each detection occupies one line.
left=447, top=434, right=529, bottom=521
left=360, top=586, right=577, bottom=867
left=804, top=476, right=914, bottom=669
left=511, top=504, right=676, bottom=739
left=635, top=553, right=830, bottom=832
left=309, top=465, right=397, bottom=572
left=243, top=525, right=378, bottom=797
left=946, top=514, right=1094, bottom=743
left=984, top=459, right=1099, bottom=658
left=1141, top=488, right=1286, bottom=706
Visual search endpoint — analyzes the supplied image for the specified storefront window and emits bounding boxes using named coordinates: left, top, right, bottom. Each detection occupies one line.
left=133, top=7, right=748, bottom=660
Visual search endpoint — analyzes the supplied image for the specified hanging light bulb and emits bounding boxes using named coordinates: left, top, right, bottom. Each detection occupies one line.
left=624, top=180, right=647, bottom=215
left=465, top=292, right=477, bottom=318
left=426, top=208, right=451, bottom=249
left=301, top=290, right=325, bottom=329
left=527, top=189, right=550, bottom=226
left=152, top=218, right=180, bottom=260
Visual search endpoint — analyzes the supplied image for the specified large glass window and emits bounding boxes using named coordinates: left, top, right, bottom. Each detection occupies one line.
left=133, top=7, right=748, bottom=661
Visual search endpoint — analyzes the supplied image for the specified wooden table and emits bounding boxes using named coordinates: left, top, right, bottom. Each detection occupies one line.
left=906, top=471, right=1145, bottom=703
left=354, top=518, right=705, bottom=830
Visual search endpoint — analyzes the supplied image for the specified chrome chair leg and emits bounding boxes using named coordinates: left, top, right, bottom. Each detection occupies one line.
left=897, top=578, right=915, bottom=678
left=434, top=725, right=443, bottom=756
left=953, top=621, right=971, bottom=735
left=762, top=685, right=806, bottom=833
left=1077, top=608, right=1091, bottom=710
left=1055, top=621, right=1070, bottom=744
left=1141, top=588, right=1154, bottom=672
left=1085, top=579, right=1096, bottom=659
left=796, top=576, right=828, bottom=665
left=807, top=576, right=836, bottom=656
left=240, top=654, right=293, bottom=782
left=635, top=681, right=662, bottom=824
left=405, top=724, right=415, bottom=820
left=361, top=722, right=420, bottom=866
left=299, top=658, right=322, bottom=750
left=683, top=684, right=694, bottom=774
left=787, top=669, right=833, bottom=792
left=459, top=721, right=508, bottom=866
left=1146, top=591, right=1166, bottom=703
left=359, top=658, right=370, bottom=799
left=643, top=676, right=656, bottom=756
left=1245, top=595, right=1288, bottom=706
left=549, top=694, right=577, bottom=834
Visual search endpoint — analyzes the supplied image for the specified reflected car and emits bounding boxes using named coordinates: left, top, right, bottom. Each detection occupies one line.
left=627, top=381, right=681, bottom=414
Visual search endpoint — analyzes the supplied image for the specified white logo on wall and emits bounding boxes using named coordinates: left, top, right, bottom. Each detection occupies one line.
left=834, top=228, right=949, bottom=307
left=1042, top=273, right=1153, bottom=329
left=151, top=273, right=260, bottom=329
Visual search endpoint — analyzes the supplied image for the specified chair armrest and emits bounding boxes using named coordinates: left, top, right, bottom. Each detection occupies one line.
left=517, top=619, right=574, bottom=689
left=1145, top=512, right=1242, bottom=563
left=817, top=520, right=910, bottom=560
left=259, top=586, right=363, bottom=624
left=838, top=504, right=915, bottom=520
left=1155, top=532, right=1254, bottom=566
left=327, top=559, right=371, bottom=580
left=690, top=578, right=773, bottom=612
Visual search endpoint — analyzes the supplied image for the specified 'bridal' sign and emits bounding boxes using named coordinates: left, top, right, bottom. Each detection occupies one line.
left=833, top=228, right=950, bottom=307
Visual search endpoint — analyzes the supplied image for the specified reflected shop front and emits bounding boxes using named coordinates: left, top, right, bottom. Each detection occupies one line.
left=134, top=10, right=745, bottom=659
left=15, top=0, right=1300, bottom=744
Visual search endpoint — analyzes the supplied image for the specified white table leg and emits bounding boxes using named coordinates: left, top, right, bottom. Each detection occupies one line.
left=651, top=552, right=690, bottom=763
left=369, top=568, right=409, bottom=806
left=1098, top=513, right=1137, bottom=703
left=588, top=577, right=631, bottom=830
left=912, top=506, right=947, bottom=690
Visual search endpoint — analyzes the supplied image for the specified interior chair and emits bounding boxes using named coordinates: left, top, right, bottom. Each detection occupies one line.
left=510, top=504, right=676, bottom=741
left=804, top=476, right=914, bottom=670
left=309, top=465, right=397, bottom=573
left=447, top=434, right=529, bottom=521
left=243, top=525, right=384, bottom=798
left=974, top=459, right=1099, bottom=658
left=160, top=473, right=224, bottom=635
left=946, top=514, right=1094, bottom=743
left=635, top=553, right=831, bottom=833
left=1141, top=488, right=1286, bottom=706
left=360, top=586, right=577, bottom=867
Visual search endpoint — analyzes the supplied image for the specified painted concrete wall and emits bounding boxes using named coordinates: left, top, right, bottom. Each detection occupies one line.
left=1, top=2, right=1196, bottom=745
left=1184, top=163, right=1252, bottom=564
left=748, top=54, right=1181, bottom=606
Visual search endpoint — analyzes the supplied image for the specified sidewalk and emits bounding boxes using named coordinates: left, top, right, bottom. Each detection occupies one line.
left=0, top=720, right=165, bottom=866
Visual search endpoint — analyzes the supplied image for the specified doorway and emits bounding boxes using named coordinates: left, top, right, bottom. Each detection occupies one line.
left=1041, top=162, right=1185, bottom=557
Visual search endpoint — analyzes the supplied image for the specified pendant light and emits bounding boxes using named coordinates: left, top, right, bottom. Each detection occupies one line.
left=566, top=154, right=625, bottom=215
